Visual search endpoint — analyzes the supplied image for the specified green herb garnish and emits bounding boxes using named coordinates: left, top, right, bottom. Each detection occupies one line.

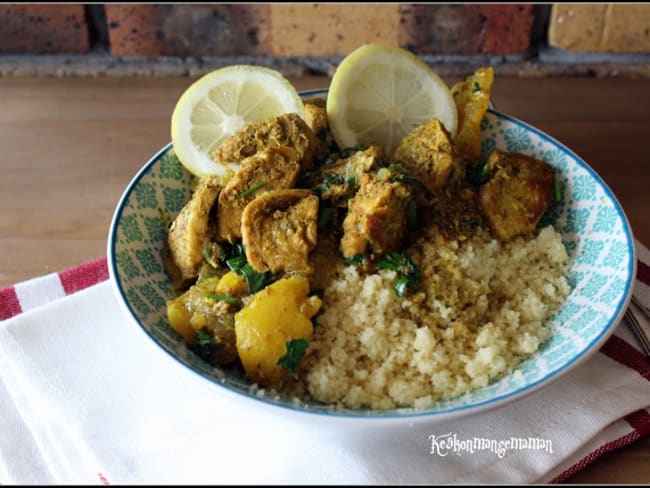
left=226, top=255, right=247, bottom=272
left=202, top=239, right=222, bottom=267
left=346, top=254, right=368, bottom=265
left=466, top=161, right=491, bottom=186
left=473, top=82, right=481, bottom=93
left=377, top=252, right=421, bottom=297
left=553, top=177, right=562, bottom=204
left=277, top=338, right=309, bottom=374
left=190, top=329, right=221, bottom=363
left=241, top=181, right=267, bottom=197
left=346, top=176, right=357, bottom=186
left=241, top=264, right=275, bottom=294
left=393, top=277, right=410, bottom=297
left=313, top=172, right=346, bottom=195
left=226, top=253, right=276, bottom=294
left=387, top=164, right=426, bottom=191
left=204, top=292, right=239, bottom=305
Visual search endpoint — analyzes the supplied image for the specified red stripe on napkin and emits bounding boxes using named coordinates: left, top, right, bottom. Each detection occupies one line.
left=0, top=285, right=22, bottom=320
left=625, top=409, right=650, bottom=437
left=600, top=335, right=650, bottom=381
left=637, top=260, right=650, bottom=286
left=58, top=257, right=109, bottom=295
left=550, top=430, right=640, bottom=484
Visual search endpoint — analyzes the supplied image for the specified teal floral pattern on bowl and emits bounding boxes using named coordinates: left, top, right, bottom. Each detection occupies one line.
left=108, top=97, right=635, bottom=420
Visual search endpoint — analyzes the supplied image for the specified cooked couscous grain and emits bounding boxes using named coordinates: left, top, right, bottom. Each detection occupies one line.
left=282, top=225, right=570, bottom=410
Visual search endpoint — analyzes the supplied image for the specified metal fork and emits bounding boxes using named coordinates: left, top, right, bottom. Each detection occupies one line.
left=625, top=299, right=650, bottom=359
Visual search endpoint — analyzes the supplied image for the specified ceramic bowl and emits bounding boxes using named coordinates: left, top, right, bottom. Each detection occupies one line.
left=108, top=90, right=636, bottom=425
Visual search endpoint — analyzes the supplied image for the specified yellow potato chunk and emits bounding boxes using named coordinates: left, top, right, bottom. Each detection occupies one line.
left=215, top=271, right=248, bottom=297
left=235, top=277, right=321, bottom=386
left=451, top=66, right=495, bottom=163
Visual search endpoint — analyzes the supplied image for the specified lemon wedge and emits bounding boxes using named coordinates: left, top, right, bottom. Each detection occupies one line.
left=171, top=65, right=305, bottom=177
left=327, top=44, right=458, bottom=156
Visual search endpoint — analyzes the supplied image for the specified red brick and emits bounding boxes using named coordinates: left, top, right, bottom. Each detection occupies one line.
left=399, top=4, right=534, bottom=55
left=105, top=4, right=271, bottom=57
left=0, top=5, right=90, bottom=54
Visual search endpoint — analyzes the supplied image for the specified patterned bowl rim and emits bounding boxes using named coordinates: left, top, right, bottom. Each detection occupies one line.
left=108, top=91, right=636, bottom=422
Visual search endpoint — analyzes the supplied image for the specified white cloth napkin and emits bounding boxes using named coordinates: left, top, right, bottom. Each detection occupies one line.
left=1, top=245, right=649, bottom=484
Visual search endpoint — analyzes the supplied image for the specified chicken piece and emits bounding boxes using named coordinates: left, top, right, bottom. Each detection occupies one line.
left=317, top=145, right=382, bottom=205
left=212, top=112, right=317, bottom=171
left=478, top=150, right=554, bottom=240
left=451, top=66, right=495, bottom=164
left=341, top=174, right=412, bottom=258
left=241, top=189, right=319, bottom=275
left=304, top=97, right=328, bottom=136
left=391, top=118, right=464, bottom=194
left=304, top=97, right=333, bottom=164
left=215, top=148, right=301, bottom=243
left=164, top=176, right=221, bottom=288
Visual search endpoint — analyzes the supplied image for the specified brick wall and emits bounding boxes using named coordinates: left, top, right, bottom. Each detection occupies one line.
left=0, top=4, right=648, bottom=70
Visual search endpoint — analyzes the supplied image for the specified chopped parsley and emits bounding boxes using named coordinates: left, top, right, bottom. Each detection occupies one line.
left=313, top=172, right=346, bottom=195
left=387, top=164, right=426, bottom=192
left=466, top=161, right=491, bottom=187
left=345, top=253, right=368, bottom=265
left=241, top=181, right=267, bottom=197
left=277, top=338, right=309, bottom=374
left=377, top=252, right=421, bottom=297
left=190, top=329, right=221, bottom=363
left=204, top=292, right=239, bottom=305
left=472, top=81, right=481, bottom=93
left=225, top=246, right=276, bottom=294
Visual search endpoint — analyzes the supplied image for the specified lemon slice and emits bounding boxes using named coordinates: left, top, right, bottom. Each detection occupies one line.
left=171, top=65, right=305, bottom=177
left=327, top=44, right=458, bottom=156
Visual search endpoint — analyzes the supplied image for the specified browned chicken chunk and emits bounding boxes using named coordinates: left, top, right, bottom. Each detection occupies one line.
left=241, top=189, right=319, bottom=275
left=215, top=148, right=301, bottom=243
left=319, top=145, right=382, bottom=205
left=212, top=112, right=318, bottom=171
left=304, top=97, right=328, bottom=136
left=392, top=118, right=464, bottom=193
left=341, top=174, right=412, bottom=258
left=478, top=150, right=554, bottom=240
left=304, top=98, right=333, bottom=163
left=164, top=176, right=222, bottom=288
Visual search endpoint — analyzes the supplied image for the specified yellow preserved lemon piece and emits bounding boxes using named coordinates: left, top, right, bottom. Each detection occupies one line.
left=451, top=66, right=495, bottom=163
left=235, top=277, right=321, bottom=386
left=327, top=44, right=458, bottom=156
left=171, top=65, right=305, bottom=177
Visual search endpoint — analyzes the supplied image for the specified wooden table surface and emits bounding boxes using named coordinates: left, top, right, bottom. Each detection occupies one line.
left=1, top=74, right=648, bottom=483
